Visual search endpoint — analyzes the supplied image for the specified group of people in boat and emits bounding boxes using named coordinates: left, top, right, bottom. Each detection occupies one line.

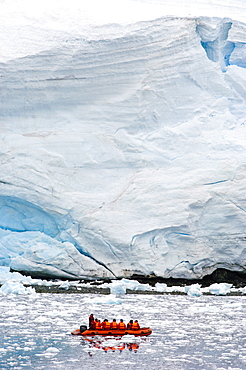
left=89, top=314, right=140, bottom=331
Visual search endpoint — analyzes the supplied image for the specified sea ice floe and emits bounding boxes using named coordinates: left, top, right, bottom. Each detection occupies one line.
left=204, top=283, right=232, bottom=295
left=185, top=284, right=202, bottom=297
left=101, top=278, right=153, bottom=295
left=0, top=281, right=36, bottom=295
left=239, top=286, right=246, bottom=294
left=36, top=347, right=60, bottom=357
left=166, top=286, right=186, bottom=294
left=59, top=281, right=70, bottom=289
left=155, top=283, right=167, bottom=292
left=84, top=294, right=123, bottom=305
left=108, top=281, right=127, bottom=295
left=0, top=266, right=34, bottom=285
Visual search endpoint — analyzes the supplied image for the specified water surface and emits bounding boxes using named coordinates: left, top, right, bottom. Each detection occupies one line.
left=0, top=293, right=245, bottom=369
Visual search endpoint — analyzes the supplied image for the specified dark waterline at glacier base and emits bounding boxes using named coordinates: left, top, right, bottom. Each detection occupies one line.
left=0, top=293, right=245, bottom=369
left=131, top=268, right=246, bottom=288
left=12, top=267, right=246, bottom=288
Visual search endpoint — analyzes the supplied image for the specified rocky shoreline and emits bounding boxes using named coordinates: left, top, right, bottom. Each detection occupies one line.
left=27, top=285, right=244, bottom=296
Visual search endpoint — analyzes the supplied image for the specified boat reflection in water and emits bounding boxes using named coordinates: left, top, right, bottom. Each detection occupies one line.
left=81, top=336, right=149, bottom=354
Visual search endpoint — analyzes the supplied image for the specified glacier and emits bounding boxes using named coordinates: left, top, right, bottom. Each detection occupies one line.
left=1, top=1, right=246, bottom=281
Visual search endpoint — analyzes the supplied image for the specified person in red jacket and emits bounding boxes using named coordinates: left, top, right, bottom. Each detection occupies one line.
left=89, top=314, right=95, bottom=329
left=132, top=320, right=140, bottom=330
left=101, top=319, right=107, bottom=329
left=127, top=320, right=133, bottom=329
left=95, top=319, right=102, bottom=330
left=103, top=319, right=111, bottom=330
left=118, top=319, right=126, bottom=330
left=110, top=319, right=118, bottom=330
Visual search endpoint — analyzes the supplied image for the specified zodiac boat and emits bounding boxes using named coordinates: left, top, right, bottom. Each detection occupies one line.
left=71, top=325, right=152, bottom=337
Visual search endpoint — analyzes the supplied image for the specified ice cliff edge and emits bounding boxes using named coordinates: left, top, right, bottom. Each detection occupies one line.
left=1, top=15, right=246, bottom=280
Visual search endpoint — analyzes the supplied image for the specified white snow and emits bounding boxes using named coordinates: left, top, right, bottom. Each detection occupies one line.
left=1, top=0, right=246, bottom=63
left=0, top=1, right=246, bottom=280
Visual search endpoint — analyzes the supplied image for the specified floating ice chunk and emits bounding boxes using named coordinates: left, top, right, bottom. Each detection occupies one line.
left=207, top=283, right=232, bottom=295
left=25, top=286, right=37, bottom=295
left=119, top=279, right=141, bottom=290
left=85, top=294, right=123, bottom=305
left=241, top=286, right=246, bottom=294
left=32, top=279, right=55, bottom=286
left=185, top=284, right=202, bottom=297
left=41, top=347, right=60, bottom=357
left=109, top=281, right=127, bottom=295
left=155, top=283, right=167, bottom=293
left=166, top=286, right=186, bottom=293
left=0, top=281, right=36, bottom=295
left=45, top=347, right=59, bottom=353
left=136, top=283, right=153, bottom=291
left=0, top=266, right=34, bottom=284
left=107, top=279, right=152, bottom=295
left=59, top=281, right=70, bottom=290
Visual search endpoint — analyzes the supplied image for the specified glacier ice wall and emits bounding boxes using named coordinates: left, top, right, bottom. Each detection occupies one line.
left=1, top=16, right=246, bottom=279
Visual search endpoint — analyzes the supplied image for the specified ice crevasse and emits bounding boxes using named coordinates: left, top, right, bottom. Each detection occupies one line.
left=0, top=14, right=246, bottom=280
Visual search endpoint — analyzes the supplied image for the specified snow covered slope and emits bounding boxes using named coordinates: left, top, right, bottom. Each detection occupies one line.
left=1, top=3, right=246, bottom=279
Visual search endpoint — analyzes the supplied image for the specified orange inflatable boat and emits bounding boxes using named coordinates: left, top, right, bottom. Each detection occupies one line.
left=71, top=326, right=152, bottom=337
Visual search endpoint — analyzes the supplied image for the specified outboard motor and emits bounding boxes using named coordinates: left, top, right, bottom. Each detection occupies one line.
left=80, top=325, right=87, bottom=333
